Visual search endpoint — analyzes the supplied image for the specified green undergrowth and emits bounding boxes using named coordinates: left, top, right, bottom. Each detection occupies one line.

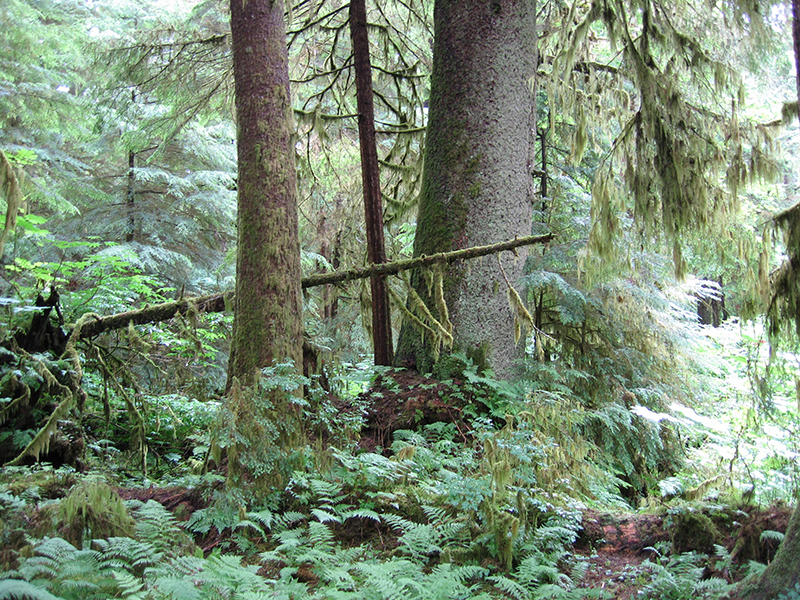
left=0, top=465, right=781, bottom=600
left=0, top=422, right=788, bottom=600
left=0, top=319, right=798, bottom=599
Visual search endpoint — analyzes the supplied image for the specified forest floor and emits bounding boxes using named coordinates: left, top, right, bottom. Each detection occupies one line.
left=3, top=368, right=792, bottom=598
left=108, top=367, right=793, bottom=598
left=117, top=483, right=791, bottom=599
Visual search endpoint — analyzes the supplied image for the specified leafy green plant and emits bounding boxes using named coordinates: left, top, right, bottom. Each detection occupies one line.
left=128, top=499, right=196, bottom=556
left=626, top=545, right=733, bottom=600
left=777, top=582, right=800, bottom=600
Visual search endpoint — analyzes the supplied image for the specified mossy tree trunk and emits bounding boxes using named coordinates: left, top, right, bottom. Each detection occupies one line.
left=737, top=3, right=800, bottom=596
left=226, top=0, right=304, bottom=489
left=394, top=0, right=536, bottom=379
left=737, top=503, right=800, bottom=599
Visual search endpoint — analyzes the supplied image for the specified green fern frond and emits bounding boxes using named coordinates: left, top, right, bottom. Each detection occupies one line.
left=16, top=557, right=60, bottom=581
left=155, top=554, right=206, bottom=578
left=429, top=563, right=487, bottom=585
left=246, top=508, right=275, bottom=531
left=307, top=478, right=345, bottom=502
left=0, top=579, right=64, bottom=600
left=531, top=582, right=569, bottom=599
left=272, top=511, right=306, bottom=531
left=110, top=571, right=145, bottom=599
left=27, top=537, right=79, bottom=566
left=53, top=579, right=99, bottom=593
left=341, top=508, right=381, bottom=523
left=354, top=561, right=417, bottom=600
left=694, top=577, right=731, bottom=592
left=488, top=574, right=531, bottom=600
left=745, top=560, right=768, bottom=578
left=759, top=529, right=785, bottom=543
left=264, top=528, right=304, bottom=558
left=307, top=521, right=336, bottom=548
left=310, top=508, right=341, bottom=524
left=569, top=559, right=589, bottom=584
left=145, top=576, right=203, bottom=600
left=233, top=519, right=267, bottom=537
left=382, top=514, right=415, bottom=534
left=131, top=499, right=191, bottom=555
left=316, top=564, right=356, bottom=588
left=94, top=537, right=163, bottom=574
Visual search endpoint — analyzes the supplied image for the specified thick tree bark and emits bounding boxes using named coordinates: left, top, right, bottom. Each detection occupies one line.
left=227, top=0, right=303, bottom=387
left=394, top=0, right=537, bottom=378
left=735, top=2, right=800, bottom=597
left=350, top=0, right=393, bottom=366
left=795, top=0, right=800, bottom=123
left=226, top=0, right=304, bottom=487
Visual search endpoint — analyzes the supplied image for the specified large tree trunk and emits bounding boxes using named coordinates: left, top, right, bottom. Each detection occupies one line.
left=394, top=0, right=536, bottom=378
left=226, top=0, right=304, bottom=488
left=737, top=503, right=800, bottom=599
left=736, top=1, right=800, bottom=597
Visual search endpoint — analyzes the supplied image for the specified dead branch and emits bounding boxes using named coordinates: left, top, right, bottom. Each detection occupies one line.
left=75, top=233, right=553, bottom=339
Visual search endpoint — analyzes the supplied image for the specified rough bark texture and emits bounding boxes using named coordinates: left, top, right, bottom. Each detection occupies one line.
left=350, top=0, right=393, bottom=366
left=795, top=0, right=800, bottom=123
left=226, top=0, right=304, bottom=483
left=228, top=0, right=303, bottom=388
left=737, top=502, right=800, bottom=599
left=735, top=3, right=800, bottom=597
left=395, top=0, right=537, bottom=378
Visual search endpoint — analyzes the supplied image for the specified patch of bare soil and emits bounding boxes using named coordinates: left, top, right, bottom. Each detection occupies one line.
left=575, top=505, right=793, bottom=598
left=117, top=485, right=227, bottom=552
left=357, top=369, right=477, bottom=451
left=118, top=485, right=212, bottom=521
left=576, top=511, right=669, bottom=598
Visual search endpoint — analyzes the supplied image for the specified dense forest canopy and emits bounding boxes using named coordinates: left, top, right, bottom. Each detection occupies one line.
left=1, top=0, right=800, bottom=598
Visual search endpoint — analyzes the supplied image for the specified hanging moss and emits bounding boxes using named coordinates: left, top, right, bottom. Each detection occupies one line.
left=553, top=0, right=780, bottom=277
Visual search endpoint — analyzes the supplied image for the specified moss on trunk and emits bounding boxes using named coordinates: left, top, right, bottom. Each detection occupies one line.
left=395, top=0, right=537, bottom=379
left=737, top=502, right=800, bottom=600
left=226, top=0, right=304, bottom=490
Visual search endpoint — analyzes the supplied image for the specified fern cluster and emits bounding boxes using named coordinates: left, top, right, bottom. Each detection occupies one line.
left=623, top=544, right=733, bottom=600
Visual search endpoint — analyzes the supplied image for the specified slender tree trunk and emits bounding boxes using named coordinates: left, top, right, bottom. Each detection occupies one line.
left=126, top=89, right=137, bottom=243
left=540, top=128, right=548, bottom=213
left=350, top=0, right=393, bottom=366
left=395, top=0, right=537, bottom=378
left=226, top=0, right=304, bottom=488
left=126, top=149, right=135, bottom=243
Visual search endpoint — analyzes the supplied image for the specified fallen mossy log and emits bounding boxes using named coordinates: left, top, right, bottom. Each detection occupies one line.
left=76, top=233, right=553, bottom=339
left=76, top=292, right=232, bottom=339
left=301, top=233, right=553, bottom=288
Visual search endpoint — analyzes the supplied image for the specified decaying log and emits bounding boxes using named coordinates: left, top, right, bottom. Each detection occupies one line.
left=76, top=292, right=231, bottom=339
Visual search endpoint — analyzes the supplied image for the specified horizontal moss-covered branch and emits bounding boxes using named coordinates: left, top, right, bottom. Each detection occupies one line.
left=73, top=233, right=553, bottom=339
